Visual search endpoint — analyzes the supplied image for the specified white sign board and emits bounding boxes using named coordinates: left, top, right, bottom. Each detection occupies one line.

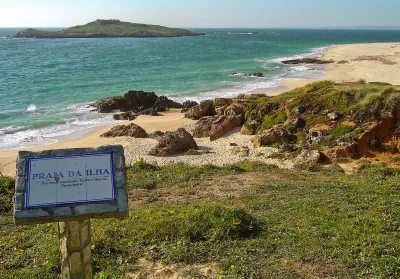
left=26, top=153, right=115, bottom=208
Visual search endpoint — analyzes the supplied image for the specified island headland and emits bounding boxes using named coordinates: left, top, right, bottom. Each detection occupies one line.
left=14, top=19, right=205, bottom=38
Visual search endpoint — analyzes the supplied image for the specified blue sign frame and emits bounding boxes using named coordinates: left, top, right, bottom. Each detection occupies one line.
left=25, top=152, right=116, bottom=209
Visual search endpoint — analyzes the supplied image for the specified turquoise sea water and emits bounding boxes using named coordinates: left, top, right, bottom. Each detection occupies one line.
left=1, top=28, right=400, bottom=150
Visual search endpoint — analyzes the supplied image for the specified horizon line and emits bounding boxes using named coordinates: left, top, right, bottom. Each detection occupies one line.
left=1, top=25, right=400, bottom=29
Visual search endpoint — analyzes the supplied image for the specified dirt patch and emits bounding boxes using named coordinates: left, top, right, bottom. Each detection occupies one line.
left=127, top=259, right=218, bottom=279
left=128, top=172, right=274, bottom=207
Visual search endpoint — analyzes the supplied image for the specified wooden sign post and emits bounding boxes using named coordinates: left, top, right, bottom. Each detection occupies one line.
left=13, top=145, right=128, bottom=279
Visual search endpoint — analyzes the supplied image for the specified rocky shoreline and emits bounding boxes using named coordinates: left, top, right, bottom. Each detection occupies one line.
left=93, top=81, right=400, bottom=171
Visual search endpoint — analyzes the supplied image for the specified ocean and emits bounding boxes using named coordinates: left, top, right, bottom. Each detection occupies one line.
left=1, top=27, right=400, bottom=150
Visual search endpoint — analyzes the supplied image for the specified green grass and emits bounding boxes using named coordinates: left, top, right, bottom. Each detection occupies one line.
left=1, top=162, right=400, bottom=278
left=330, top=124, right=354, bottom=137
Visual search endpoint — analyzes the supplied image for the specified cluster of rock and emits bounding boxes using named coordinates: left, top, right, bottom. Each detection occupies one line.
left=95, top=82, right=400, bottom=167
left=281, top=58, right=334, bottom=65
left=232, top=72, right=264, bottom=78
left=91, top=90, right=198, bottom=120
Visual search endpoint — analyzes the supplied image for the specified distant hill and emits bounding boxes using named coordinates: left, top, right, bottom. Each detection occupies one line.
left=14, top=19, right=205, bottom=38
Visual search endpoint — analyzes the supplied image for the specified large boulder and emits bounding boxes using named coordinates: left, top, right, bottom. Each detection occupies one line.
left=113, top=111, right=137, bottom=121
left=101, top=123, right=148, bottom=138
left=224, top=103, right=245, bottom=119
left=92, top=90, right=182, bottom=113
left=294, top=149, right=322, bottom=164
left=210, top=116, right=242, bottom=141
left=252, top=128, right=297, bottom=148
left=193, top=116, right=219, bottom=138
left=325, top=143, right=358, bottom=159
left=214, top=98, right=233, bottom=107
left=184, top=100, right=215, bottom=120
left=182, top=100, right=198, bottom=108
left=149, top=128, right=198, bottom=156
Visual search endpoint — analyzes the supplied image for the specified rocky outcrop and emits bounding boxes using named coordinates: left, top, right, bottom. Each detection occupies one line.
left=91, top=90, right=183, bottom=113
left=210, top=116, right=242, bottom=141
left=252, top=128, right=297, bottom=148
left=325, top=143, right=358, bottom=159
left=113, top=112, right=137, bottom=121
left=101, top=123, right=148, bottom=138
left=232, top=72, right=264, bottom=77
left=281, top=58, right=334, bottom=65
left=193, top=116, right=219, bottom=138
left=184, top=100, right=215, bottom=120
left=214, top=98, right=233, bottom=107
left=224, top=104, right=245, bottom=120
left=149, top=128, right=198, bottom=156
left=240, top=120, right=260, bottom=135
left=294, top=149, right=322, bottom=164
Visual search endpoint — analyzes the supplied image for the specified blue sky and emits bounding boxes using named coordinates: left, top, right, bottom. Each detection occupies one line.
left=0, top=0, right=399, bottom=28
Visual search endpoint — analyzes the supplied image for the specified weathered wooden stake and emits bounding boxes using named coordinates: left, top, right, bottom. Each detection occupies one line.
left=59, top=220, right=93, bottom=279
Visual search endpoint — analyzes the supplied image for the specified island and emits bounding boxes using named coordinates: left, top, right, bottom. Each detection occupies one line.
left=14, top=19, right=205, bottom=38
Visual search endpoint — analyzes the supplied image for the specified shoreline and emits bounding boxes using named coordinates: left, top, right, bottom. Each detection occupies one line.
left=1, top=42, right=400, bottom=176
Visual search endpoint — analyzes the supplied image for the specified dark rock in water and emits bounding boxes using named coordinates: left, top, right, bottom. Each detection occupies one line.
left=113, top=111, right=137, bottom=121
left=101, top=123, right=148, bottom=138
left=245, top=72, right=264, bottom=78
left=281, top=58, right=334, bottom=65
left=210, top=115, right=242, bottom=141
left=149, top=128, right=198, bottom=156
left=252, top=128, right=297, bottom=148
left=91, top=90, right=182, bottom=113
left=182, top=100, right=198, bottom=108
left=184, top=100, right=215, bottom=120
left=232, top=72, right=264, bottom=78
left=193, top=116, right=219, bottom=138
left=149, top=131, right=165, bottom=139
left=294, top=117, right=306, bottom=129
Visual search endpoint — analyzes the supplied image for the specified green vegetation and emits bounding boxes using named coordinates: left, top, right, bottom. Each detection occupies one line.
left=330, top=124, right=354, bottom=137
left=1, top=161, right=400, bottom=278
left=242, top=81, right=400, bottom=150
left=0, top=176, right=14, bottom=214
left=15, top=19, right=204, bottom=38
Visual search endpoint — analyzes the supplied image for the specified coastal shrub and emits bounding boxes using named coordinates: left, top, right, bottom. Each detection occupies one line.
left=0, top=176, right=15, bottom=214
left=244, top=103, right=258, bottom=121
left=130, top=204, right=263, bottom=243
left=330, top=124, right=354, bottom=137
left=261, top=109, right=287, bottom=129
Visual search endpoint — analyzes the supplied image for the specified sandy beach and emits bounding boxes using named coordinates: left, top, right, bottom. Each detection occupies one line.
left=1, top=42, right=400, bottom=177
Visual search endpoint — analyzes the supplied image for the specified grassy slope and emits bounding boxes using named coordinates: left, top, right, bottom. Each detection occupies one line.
left=15, top=19, right=201, bottom=38
left=243, top=80, right=400, bottom=146
left=1, top=161, right=400, bottom=279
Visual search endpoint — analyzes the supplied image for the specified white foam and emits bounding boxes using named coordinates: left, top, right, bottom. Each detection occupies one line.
left=0, top=102, right=122, bottom=150
left=26, top=104, right=37, bottom=112
left=265, top=45, right=335, bottom=64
